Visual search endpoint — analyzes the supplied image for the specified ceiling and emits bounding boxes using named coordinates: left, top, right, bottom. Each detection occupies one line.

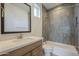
left=43, top=3, right=62, bottom=10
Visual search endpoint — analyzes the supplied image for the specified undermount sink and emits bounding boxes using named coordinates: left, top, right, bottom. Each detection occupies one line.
left=11, top=36, right=42, bottom=45
left=13, top=36, right=43, bottom=42
left=13, top=37, right=34, bottom=42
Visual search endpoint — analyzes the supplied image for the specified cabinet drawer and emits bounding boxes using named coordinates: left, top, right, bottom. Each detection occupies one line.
left=32, top=46, right=43, bottom=56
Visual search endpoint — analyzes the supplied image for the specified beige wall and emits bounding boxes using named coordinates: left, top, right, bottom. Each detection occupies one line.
left=0, top=3, right=42, bottom=41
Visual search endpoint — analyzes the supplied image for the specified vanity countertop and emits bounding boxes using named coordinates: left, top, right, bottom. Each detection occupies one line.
left=0, top=36, right=43, bottom=55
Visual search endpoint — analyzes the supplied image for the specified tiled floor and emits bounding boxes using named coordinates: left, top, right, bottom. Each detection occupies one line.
left=43, top=41, right=78, bottom=56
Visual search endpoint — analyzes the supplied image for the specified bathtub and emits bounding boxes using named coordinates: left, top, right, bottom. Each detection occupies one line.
left=43, top=41, right=78, bottom=56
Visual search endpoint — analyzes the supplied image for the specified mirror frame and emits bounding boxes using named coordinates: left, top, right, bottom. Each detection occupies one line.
left=1, top=3, right=31, bottom=34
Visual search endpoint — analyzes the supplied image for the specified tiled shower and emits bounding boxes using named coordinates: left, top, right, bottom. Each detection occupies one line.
left=42, top=3, right=79, bottom=56
left=42, top=3, right=77, bottom=46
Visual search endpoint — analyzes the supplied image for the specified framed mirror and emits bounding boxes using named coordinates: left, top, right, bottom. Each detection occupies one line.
left=1, top=3, right=31, bottom=34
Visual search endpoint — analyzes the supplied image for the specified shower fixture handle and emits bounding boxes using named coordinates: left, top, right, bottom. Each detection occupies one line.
left=76, top=17, right=78, bottom=27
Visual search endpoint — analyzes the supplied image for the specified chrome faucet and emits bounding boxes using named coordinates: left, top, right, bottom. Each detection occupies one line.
left=17, top=34, right=23, bottom=39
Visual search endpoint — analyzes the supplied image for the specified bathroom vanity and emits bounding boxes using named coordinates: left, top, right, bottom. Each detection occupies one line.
left=0, top=37, right=43, bottom=56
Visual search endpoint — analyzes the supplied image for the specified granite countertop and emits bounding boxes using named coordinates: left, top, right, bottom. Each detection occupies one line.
left=0, top=36, right=43, bottom=55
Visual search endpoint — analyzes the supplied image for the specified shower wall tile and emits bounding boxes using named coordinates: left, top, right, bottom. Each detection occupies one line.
left=48, top=4, right=75, bottom=45
left=42, top=5, right=49, bottom=41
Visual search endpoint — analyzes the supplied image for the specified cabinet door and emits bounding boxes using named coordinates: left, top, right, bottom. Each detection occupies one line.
left=32, top=46, right=43, bottom=56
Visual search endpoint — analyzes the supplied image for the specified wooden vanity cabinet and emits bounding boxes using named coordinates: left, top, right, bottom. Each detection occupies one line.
left=32, top=46, right=42, bottom=56
left=1, top=40, right=43, bottom=56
